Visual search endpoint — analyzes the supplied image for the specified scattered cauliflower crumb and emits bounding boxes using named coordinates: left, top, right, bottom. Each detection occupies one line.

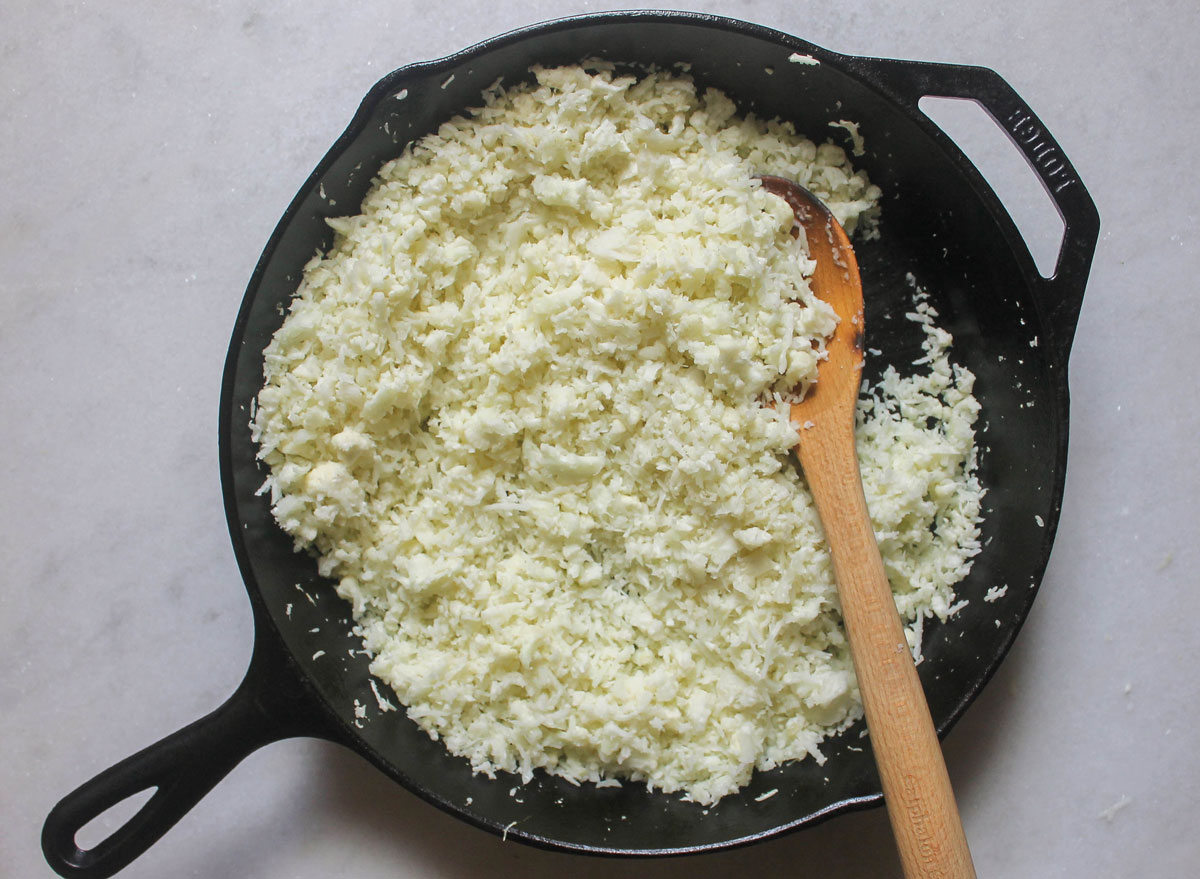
left=829, top=120, right=866, bottom=157
left=370, top=678, right=398, bottom=712
left=1098, top=795, right=1132, bottom=822
left=253, top=65, right=983, bottom=806
left=984, top=584, right=1008, bottom=603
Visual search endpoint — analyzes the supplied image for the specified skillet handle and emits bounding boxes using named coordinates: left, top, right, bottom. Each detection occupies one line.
left=41, top=623, right=330, bottom=879
left=842, top=55, right=1100, bottom=365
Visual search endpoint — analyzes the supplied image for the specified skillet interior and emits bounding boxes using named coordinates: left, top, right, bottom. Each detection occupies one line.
left=223, top=13, right=1070, bottom=854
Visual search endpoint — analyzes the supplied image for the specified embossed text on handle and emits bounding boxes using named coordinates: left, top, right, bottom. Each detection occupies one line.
left=1006, top=108, right=1076, bottom=194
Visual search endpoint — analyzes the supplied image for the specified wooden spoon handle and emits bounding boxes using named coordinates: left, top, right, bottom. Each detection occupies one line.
left=798, top=424, right=976, bottom=879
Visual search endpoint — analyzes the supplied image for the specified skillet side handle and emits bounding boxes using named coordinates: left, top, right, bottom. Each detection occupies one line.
left=844, top=55, right=1100, bottom=366
left=41, top=624, right=328, bottom=879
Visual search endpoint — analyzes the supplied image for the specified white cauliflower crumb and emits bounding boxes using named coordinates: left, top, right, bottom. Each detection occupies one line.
left=370, top=678, right=398, bottom=712
left=252, top=65, right=983, bottom=806
left=829, top=120, right=866, bottom=157
left=1098, top=795, right=1132, bottom=822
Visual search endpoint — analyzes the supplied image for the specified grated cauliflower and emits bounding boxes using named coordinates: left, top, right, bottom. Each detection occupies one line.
left=252, top=65, right=983, bottom=805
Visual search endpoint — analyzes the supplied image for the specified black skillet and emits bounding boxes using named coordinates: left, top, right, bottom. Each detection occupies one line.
left=42, top=11, right=1099, bottom=877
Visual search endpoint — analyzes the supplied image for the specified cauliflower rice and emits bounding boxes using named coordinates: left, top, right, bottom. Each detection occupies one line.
left=251, top=65, right=984, bottom=805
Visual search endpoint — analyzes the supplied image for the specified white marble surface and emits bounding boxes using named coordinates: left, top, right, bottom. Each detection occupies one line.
left=4, top=1, right=1198, bottom=876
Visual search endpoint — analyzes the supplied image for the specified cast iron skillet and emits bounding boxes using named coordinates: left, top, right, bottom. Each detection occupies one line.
left=43, top=10, right=1099, bottom=878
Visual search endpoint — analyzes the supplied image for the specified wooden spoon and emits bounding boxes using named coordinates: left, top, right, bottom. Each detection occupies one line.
left=759, top=176, right=976, bottom=879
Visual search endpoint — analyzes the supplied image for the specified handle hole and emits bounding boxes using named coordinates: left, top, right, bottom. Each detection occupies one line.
left=75, top=786, right=157, bottom=851
left=918, top=96, right=1066, bottom=279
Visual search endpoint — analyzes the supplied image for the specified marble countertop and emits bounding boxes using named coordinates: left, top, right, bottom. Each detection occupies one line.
left=4, top=2, right=1198, bottom=876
